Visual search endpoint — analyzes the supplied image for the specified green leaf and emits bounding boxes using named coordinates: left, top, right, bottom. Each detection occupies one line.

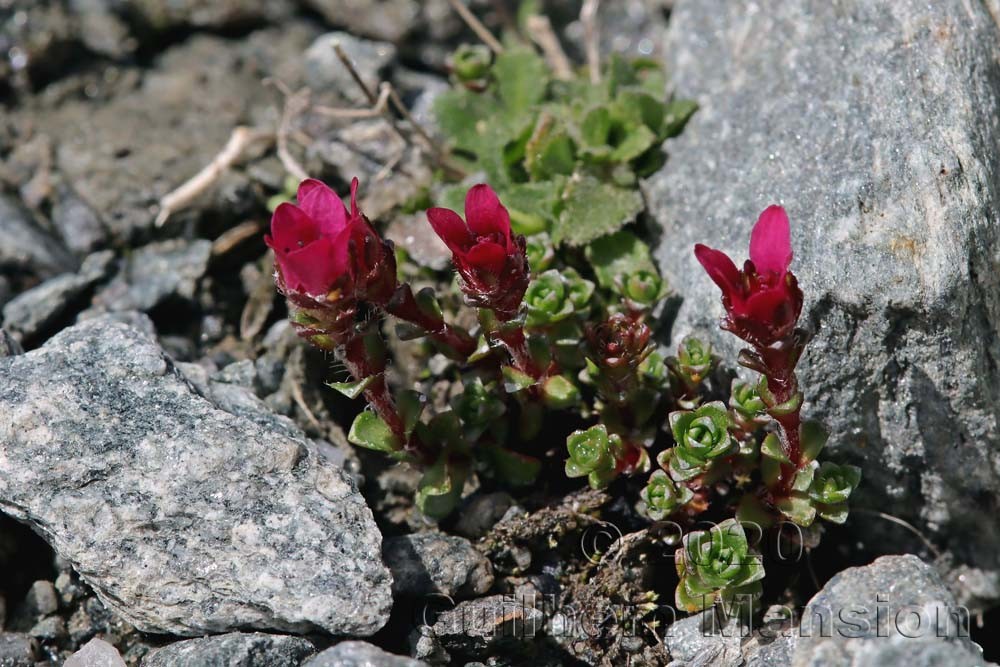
left=585, top=230, right=659, bottom=291
left=609, top=124, right=657, bottom=163
left=553, top=176, right=644, bottom=246
left=433, top=87, right=495, bottom=153
left=416, top=455, right=467, bottom=519
left=661, top=99, right=698, bottom=139
left=760, top=433, right=792, bottom=464
left=499, top=179, right=565, bottom=235
left=348, top=412, right=401, bottom=453
left=397, top=390, right=425, bottom=437
left=580, top=106, right=613, bottom=147
left=501, top=365, right=536, bottom=393
left=542, top=375, right=580, bottom=409
left=800, top=421, right=828, bottom=463
left=524, top=117, right=576, bottom=180
left=326, top=375, right=376, bottom=400
left=615, top=90, right=667, bottom=135
left=486, top=445, right=541, bottom=486
left=775, top=492, right=817, bottom=527
left=816, top=503, right=850, bottom=524
left=493, top=47, right=549, bottom=116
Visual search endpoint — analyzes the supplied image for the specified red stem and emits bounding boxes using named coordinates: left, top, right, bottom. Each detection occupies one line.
left=495, top=325, right=543, bottom=379
left=386, top=285, right=476, bottom=360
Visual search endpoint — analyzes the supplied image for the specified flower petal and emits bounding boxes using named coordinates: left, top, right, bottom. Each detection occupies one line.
left=427, top=207, right=473, bottom=253
left=749, top=205, right=792, bottom=276
left=281, top=232, right=350, bottom=296
left=349, top=176, right=361, bottom=220
left=694, top=244, right=742, bottom=298
left=465, top=184, right=511, bottom=239
left=297, top=178, right=349, bottom=236
left=466, top=241, right=508, bottom=275
left=269, top=202, right=321, bottom=256
left=743, top=285, right=792, bottom=324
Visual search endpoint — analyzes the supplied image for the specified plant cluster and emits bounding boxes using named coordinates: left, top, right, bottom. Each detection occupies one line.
left=265, top=10, right=859, bottom=622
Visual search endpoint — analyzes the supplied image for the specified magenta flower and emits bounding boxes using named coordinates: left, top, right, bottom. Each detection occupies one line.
left=266, top=178, right=395, bottom=304
left=426, top=184, right=529, bottom=319
left=694, top=205, right=803, bottom=346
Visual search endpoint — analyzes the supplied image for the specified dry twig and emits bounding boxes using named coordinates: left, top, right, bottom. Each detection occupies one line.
left=155, top=126, right=272, bottom=228
left=581, top=0, right=602, bottom=84
left=446, top=0, right=505, bottom=54
left=526, top=15, right=574, bottom=81
left=275, top=86, right=311, bottom=183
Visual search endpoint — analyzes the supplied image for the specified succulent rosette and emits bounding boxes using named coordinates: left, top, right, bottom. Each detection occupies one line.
left=564, top=424, right=621, bottom=490
left=637, top=469, right=694, bottom=521
left=524, top=269, right=595, bottom=328
left=808, top=461, right=862, bottom=524
left=675, top=518, right=765, bottom=613
left=729, top=380, right=767, bottom=424
left=664, top=401, right=737, bottom=481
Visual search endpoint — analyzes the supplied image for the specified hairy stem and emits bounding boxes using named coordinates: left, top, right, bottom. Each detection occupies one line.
left=386, top=284, right=476, bottom=360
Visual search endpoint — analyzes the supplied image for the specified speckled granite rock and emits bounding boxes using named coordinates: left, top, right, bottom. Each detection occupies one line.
left=302, top=641, right=427, bottom=667
left=0, top=317, right=392, bottom=636
left=2, top=250, right=114, bottom=345
left=647, top=0, right=1000, bottom=581
left=143, top=633, right=314, bottom=667
left=304, top=32, right=396, bottom=105
left=0, top=194, right=75, bottom=280
left=383, top=533, right=493, bottom=598
left=793, top=555, right=988, bottom=667
left=91, top=239, right=210, bottom=313
left=300, top=0, right=419, bottom=43
left=64, top=638, right=126, bottom=667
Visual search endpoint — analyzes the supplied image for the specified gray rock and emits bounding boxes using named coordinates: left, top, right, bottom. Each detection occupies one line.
left=383, top=533, right=494, bottom=598
left=25, top=580, right=58, bottom=617
left=0, top=194, right=75, bottom=279
left=664, top=611, right=743, bottom=666
left=416, top=594, right=546, bottom=658
left=0, top=317, right=393, bottom=636
left=0, top=276, right=10, bottom=310
left=385, top=213, right=452, bottom=271
left=563, top=0, right=668, bottom=61
left=64, top=638, right=126, bottom=667
left=453, top=492, right=515, bottom=540
left=0, top=330, right=23, bottom=357
left=0, top=633, right=37, bottom=667
left=793, top=555, right=986, bottom=667
left=304, top=32, right=397, bottom=105
left=1, top=250, right=114, bottom=344
left=93, top=239, right=210, bottom=312
left=50, top=184, right=109, bottom=256
left=143, top=632, right=314, bottom=667
left=646, top=0, right=1000, bottom=579
left=28, top=615, right=66, bottom=640
left=301, top=0, right=419, bottom=43
left=17, top=27, right=316, bottom=242
left=312, top=120, right=432, bottom=222
left=123, top=0, right=295, bottom=31
left=302, top=641, right=427, bottom=667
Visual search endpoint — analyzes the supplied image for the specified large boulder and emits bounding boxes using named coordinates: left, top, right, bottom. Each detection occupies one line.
left=794, top=555, right=988, bottom=666
left=646, top=0, right=1000, bottom=580
left=0, top=318, right=393, bottom=636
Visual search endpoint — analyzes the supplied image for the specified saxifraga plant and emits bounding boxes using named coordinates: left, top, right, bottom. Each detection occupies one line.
left=265, top=7, right=859, bottom=623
